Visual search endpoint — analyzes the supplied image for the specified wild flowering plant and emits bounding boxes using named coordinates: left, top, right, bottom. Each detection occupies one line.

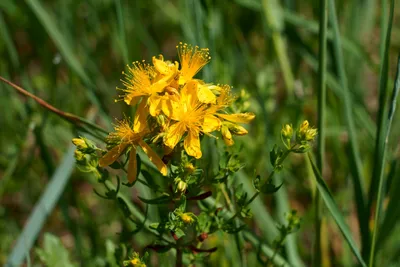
left=72, top=43, right=316, bottom=266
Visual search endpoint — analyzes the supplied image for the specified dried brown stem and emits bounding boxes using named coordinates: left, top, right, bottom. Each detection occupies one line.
left=0, top=76, right=107, bottom=135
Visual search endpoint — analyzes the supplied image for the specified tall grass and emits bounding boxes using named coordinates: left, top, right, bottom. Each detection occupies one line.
left=1, top=0, right=399, bottom=266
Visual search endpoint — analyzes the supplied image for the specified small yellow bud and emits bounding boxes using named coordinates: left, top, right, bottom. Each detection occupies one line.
left=299, top=120, right=309, bottom=133
left=131, top=259, right=140, bottom=265
left=74, top=150, right=85, bottom=161
left=281, top=124, right=293, bottom=139
left=72, top=138, right=87, bottom=150
left=305, top=128, right=318, bottom=141
left=176, top=179, right=188, bottom=193
left=221, top=125, right=234, bottom=146
left=184, top=163, right=196, bottom=174
left=296, top=120, right=317, bottom=143
left=226, top=122, right=248, bottom=136
left=181, top=213, right=195, bottom=224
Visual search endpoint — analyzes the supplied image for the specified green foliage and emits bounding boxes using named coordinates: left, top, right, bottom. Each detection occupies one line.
left=36, top=233, right=77, bottom=267
left=1, top=0, right=400, bottom=266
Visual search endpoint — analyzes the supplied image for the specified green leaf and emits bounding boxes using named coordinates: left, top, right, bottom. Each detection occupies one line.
left=36, top=233, right=77, bottom=267
left=308, top=154, right=367, bottom=267
left=138, top=195, right=171, bottom=205
left=260, top=182, right=283, bottom=195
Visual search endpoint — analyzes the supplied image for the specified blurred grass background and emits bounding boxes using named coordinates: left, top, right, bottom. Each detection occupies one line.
left=1, top=0, right=400, bottom=266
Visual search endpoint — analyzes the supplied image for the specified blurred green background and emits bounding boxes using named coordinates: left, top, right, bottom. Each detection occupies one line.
left=1, top=0, right=400, bottom=266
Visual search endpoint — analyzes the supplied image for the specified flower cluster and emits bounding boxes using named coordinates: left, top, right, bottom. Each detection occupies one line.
left=99, top=43, right=255, bottom=183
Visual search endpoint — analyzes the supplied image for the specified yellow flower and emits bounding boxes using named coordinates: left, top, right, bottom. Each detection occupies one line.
left=120, top=60, right=179, bottom=117
left=177, top=42, right=211, bottom=85
left=296, top=120, right=317, bottom=142
left=208, top=85, right=255, bottom=145
left=99, top=119, right=167, bottom=183
left=163, top=81, right=220, bottom=158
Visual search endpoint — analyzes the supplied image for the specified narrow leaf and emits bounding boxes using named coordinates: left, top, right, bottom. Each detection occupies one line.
left=308, top=154, right=367, bottom=267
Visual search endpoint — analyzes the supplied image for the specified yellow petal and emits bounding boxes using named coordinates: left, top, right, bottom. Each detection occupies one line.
left=177, top=43, right=211, bottom=82
left=150, top=66, right=178, bottom=93
left=152, top=55, right=170, bottom=75
left=124, top=92, right=142, bottom=106
left=148, top=95, right=161, bottom=116
left=184, top=129, right=202, bottom=159
left=202, top=115, right=221, bottom=133
left=127, top=147, right=137, bottom=183
left=99, top=142, right=128, bottom=167
left=160, top=97, right=174, bottom=118
left=181, top=81, right=199, bottom=112
left=138, top=140, right=167, bottom=176
left=133, top=99, right=149, bottom=133
left=198, top=85, right=216, bottom=104
left=164, top=122, right=186, bottom=149
left=217, top=112, right=255, bottom=123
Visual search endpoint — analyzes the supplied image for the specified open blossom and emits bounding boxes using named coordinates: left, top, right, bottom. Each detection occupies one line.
left=163, top=80, right=221, bottom=158
left=163, top=80, right=255, bottom=158
left=99, top=119, right=167, bottom=183
left=120, top=58, right=179, bottom=118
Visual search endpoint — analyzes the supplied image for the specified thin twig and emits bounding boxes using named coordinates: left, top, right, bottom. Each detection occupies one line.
left=0, top=76, right=108, bottom=135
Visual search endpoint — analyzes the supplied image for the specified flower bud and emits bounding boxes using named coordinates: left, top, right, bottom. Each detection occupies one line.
left=72, top=138, right=87, bottom=150
left=221, top=125, right=234, bottom=146
left=226, top=122, right=248, bottom=136
left=184, top=162, right=196, bottom=174
left=305, top=128, right=318, bottom=141
left=296, top=120, right=317, bottom=143
left=281, top=124, right=293, bottom=139
left=180, top=213, right=195, bottom=224
left=299, top=120, right=309, bottom=133
left=74, top=150, right=85, bottom=161
left=175, top=178, right=188, bottom=193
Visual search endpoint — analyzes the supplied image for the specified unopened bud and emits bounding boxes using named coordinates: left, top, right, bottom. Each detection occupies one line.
left=72, top=138, right=87, bottom=150
left=180, top=213, right=195, bottom=224
left=74, top=150, right=85, bottom=161
left=184, top=163, right=196, bottom=174
left=226, top=122, right=248, bottom=136
left=221, top=125, right=234, bottom=146
left=299, top=120, right=309, bottom=133
left=305, top=128, right=318, bottom=141
left=175, top=178, right=188, bottom=193
left=198, top=232, right=209, bottom=242
left=156, top=115, right=166, bottom=128
left=281, top=124, right=293, bottom=139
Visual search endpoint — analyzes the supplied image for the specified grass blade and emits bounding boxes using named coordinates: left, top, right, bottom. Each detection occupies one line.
left=367, top=0, right=395, bottom=255
left=261, top=0, right=295, bottom=98
left=377, top=159, right=399, bottom=246
left=308, top=154, right=367, bottom=267
left=114, top=0, right=129, bottom=65
left=328, top=0, right=369, bottom=256
left=369, top=39, right=399, bottom=264
left=6, top=146, right=75, bottom=267
left=314, top=0, right=328, bottom=265
left=0, top=11, right=19, bottom=68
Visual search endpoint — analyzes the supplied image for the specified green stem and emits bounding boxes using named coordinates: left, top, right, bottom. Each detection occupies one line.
left=314, top=0, right=328, bottom=265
